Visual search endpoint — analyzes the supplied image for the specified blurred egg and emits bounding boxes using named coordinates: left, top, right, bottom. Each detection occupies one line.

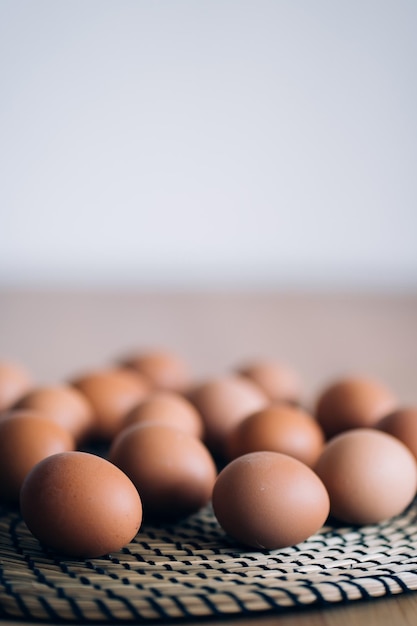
left=0, top=361, right=32, bottom=412
left=315, top=428, right=417, bottom=525
left=72, top=368, right=150, bottom=441
left=120, top=349, right=190, bottom=393
left=109, top=423, right=217, bottom=521
left=20, top=451, right=142, bottom=558
left=189, top=375, right=268, bottom=457
left=227, top=405, right=325, bottom=467
left=15, top=384, right=94, bottom=444
left=212, top=451, right=330, bottom=549
left=315, top=377, right=396, bottom=439
left=122, top=391, right=204, bottom=439
left=377, top=407, right=417, bottom=461
left=0, top=410, right=74, bottom=503
left=237, top=359, right=301, bottom=404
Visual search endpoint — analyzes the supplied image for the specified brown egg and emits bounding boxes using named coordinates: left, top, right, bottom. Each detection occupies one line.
left=237, top=360, right=301, bottom=404
left=120, top=349, right=190, bottom=393
left=189, top=375, right=269, bottom=457
left=14, top=385, right=94, bottom=444
left=0, top=410, right=74, bottom=503
left=0, top=361, right=32, bottom=412
left=20, top=451, right=142, bottom=558
left=109, top=423, right=217, bottom=521
left=315, top=377, right=396, bottom=439
left=227, top=405, right=325, bottom=467
left=122, top=391, right=204, bottom=439
left=377, top=407, right=417, bottom=461
left=212, top=451, right=330, bottom=549
left=315, top=428, right=417, bottom=525
left=72, top=368, right=150, bottom=441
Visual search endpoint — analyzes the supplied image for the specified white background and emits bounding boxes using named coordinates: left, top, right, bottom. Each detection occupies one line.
left=1, top=0, right=416, bottom=290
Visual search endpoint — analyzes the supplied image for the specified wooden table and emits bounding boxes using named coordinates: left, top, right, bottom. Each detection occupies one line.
left=1, top=288, right=417, bottom=626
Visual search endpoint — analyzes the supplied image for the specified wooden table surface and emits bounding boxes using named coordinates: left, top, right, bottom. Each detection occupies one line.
left=1, top=288, right=417, bottom=626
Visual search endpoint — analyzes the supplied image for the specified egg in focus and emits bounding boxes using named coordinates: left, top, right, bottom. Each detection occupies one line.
left=20, top=451, right=142, bottom=558
left=212, top=451, right=330, bottom=549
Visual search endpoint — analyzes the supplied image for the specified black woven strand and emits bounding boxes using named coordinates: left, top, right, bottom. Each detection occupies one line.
left=2, top=503, right=417, bottom=622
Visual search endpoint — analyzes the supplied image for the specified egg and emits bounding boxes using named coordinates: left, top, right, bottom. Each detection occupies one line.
left=226, top=405, right=325, bottom=467
left=122, top=391, right=204, bottom=439
left=72, top=368, right=150, bottom=441
left=109, top=423, right=217, bottom=521
left=377, top=407, right=417, bottom=461
left=120, top=349, right=190, bottom=393
left=315, top=428, right=417, bottom=525
left=212, top=451, right=330, bottom=550
left=0, top=361, right=32, bottom=412
left=14, top=384, right=94, bottom=444
left=315, top=377, right=397, bottom=439
left=189, top=375, right=269, bottom=457
left=0, top=410, right=74, bottom=503
left=20, top=451, right=142, bottom=558
left=237, top=360, right=301, bottom=405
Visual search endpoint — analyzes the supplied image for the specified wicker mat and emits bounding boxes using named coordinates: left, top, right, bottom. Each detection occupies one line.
left=1, top=500, right=417, bottom=622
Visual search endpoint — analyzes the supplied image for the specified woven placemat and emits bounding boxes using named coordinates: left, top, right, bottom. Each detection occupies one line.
left=1, top=501, right=417, bottom=623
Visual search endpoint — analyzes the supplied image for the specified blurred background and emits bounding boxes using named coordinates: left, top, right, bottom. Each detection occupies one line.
left=0, top=1, right=416, bottom=400
left=1, top=0, right=416, bottom=291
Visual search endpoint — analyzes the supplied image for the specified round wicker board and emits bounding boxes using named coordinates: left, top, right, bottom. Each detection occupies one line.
left=1, top=501, right=417, bottom=622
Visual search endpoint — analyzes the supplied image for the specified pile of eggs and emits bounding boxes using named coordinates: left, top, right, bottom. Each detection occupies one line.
left=0, top=354, right=416, bottom=558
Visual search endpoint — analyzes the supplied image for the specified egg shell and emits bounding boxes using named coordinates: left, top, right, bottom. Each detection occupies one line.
left=377, top=407, right=417, bottom=462
left=109, top=423, right=217, bottom=521
left=0, top=361, right=32, bottom=412
left=20, top=451, right=142, bottom=558
left=189, top=375, right=269, bottom=457
left=315, top=377, right=397, bottom=439
left=72, top=368, right=150, bottom=441
left=315, top=428, right=417, bottom=525
left=212, top=451, right=330, bottom=550
left=237, top=360, right=301, bottom=404
left=122, top=391, right=204, bottom=439
left=226, top=405, right=325, bottom=467
left=15, top=385, right=94, bottom=444
left=0, top=411, right=74, bottom=503
left=120, top=350, right=190, bottom=393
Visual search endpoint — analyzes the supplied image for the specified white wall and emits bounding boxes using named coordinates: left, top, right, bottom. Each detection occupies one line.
left=1, top=0, right=416, bottom=290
